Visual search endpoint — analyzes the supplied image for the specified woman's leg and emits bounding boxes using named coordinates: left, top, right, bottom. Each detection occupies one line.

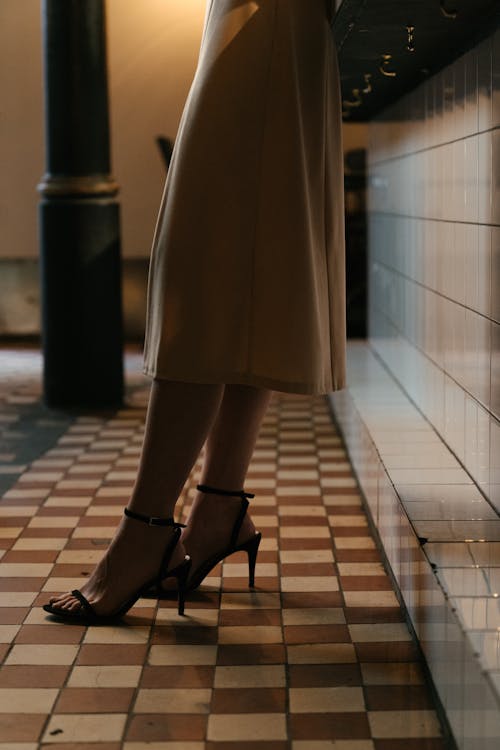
left=48, top=379, right=225, bottom=614
left=180, top=384, right=272, bottom=575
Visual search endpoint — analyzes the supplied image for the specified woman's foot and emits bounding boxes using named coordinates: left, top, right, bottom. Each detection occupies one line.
left=46, top=513, right=187, bottom=617
left=159, top=490, right=257, bottom=592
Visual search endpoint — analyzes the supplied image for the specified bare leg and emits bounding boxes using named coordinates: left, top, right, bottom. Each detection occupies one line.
left=48, top=379, right=224, bottom=615
left=180, top=384, right=272, bottom=578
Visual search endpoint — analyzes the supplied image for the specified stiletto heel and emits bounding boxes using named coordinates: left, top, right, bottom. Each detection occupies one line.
left=43, top=508, right=189, bottom=624
left=241, top=531, right=262, bottom=588
left=154, top=483, right=261, bottom=595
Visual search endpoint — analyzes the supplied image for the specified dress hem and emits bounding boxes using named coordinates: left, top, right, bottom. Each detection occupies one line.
left=142, top=366, right=346, bottom=396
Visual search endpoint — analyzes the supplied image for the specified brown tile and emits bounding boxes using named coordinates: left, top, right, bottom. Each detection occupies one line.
left=39, top=744, right=122, bottom=750
left=280, top=517, right=329, bottom=527
left=282, top=592, right=343, bottom=608
left=50, top=564, right=94, bottom=576
left=21, top=528, right=69, bottom=537
left=0, top=644, right=8, bottom=661
left=2, top=550, right=59, bottom=563
left=76, top=644, right=148, bottom=665
left=140, top=665, right=215, bottom=688
left=281, top=563, right=334, bottom=576
left=365, top=685, right=435, bottom=710
left=290, top=712, right=371, bottom=739
left=219, top=609, right=281, bottom=627
left=151, top=625, right=218, bottom=645
left=223, top=577, right=279, bottom=592
left=55, top=687, right=134, bottom=713
left=355, top=642, right=421, bottom=662
left=0, top=664, right=70, bottom=687
left=217, top=644, right=286, bottom=665
left=335, top=549, right=383, bottom=563
left=374, top=740, right=448, bottom=750
left=0, top=606, right=29, bottom=623
left=126, top=713, right=207, bottom=741
left=15, top=624, right=84, bottom=644
left=284, top=625, right=350, bottom=644
left=340, top=576, right=393, bottom=591
left=344, top=607, right=405, bottom=624
left=0, top=713, right=46, bottom=741
left=289, top=664, right=362, bottom=687
left=0, top=578, right=45, bottom=591
left=212, top=687, right=286, bottom=713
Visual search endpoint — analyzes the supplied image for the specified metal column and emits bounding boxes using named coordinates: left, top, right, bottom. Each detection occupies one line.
left=38, top=0, right=124, bottom=408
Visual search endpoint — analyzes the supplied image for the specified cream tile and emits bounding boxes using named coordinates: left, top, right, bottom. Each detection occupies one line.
left=18, top=472, right=64, bottom=483
left=12, top=537, right=67, bottom=551
left=0, top=506, right=38, bottom=516
left=221, top=592, right=281, bottom=609
left=96, top=487, right=132, bottom=497
left=0, top=527, right=23, bottom=538
left=361, top=662, right=424, bottom=685
left=68, top=665, right=142, bottom=688
left=55, top=479, right=102, bottom=490
left=249, top=515, right=278, bottom=527
left=277, top=486, right=321, bottom=496
left=3, top=488, right=48, bottom=499
left=28, top=516, right=80, bottom=528
left=42, top=577, right=87, bottom=592
left=323, top=494, right=362, bottom=506
left=368, top=710, right=442, bottom=738
left=0, top=591, right=37, bottom=607
left=277, top=470, right=319, bottom=480
left=222, top=562, right=278, bottom=577
left=349, top=624, right=411, bottom=642
left=287, top=643, right=356, bottom=664
left=281, top=577, right=339, bottom=592
left=289, top=686, right=365, bottom=713
left=214, top=665, right=286, bottom=688
left=0, top=744, right=38, bottom=750
left=6, top=644, right=79, bottom=665
left=57, top=550, right=104, bottom=564
left=207, top=713, right=287, bottom=741
left=0, top=563, right=53, bottom=577
left=280, top=550, right=334, bottom=563
left=0, top=688, right=58, bottom=713
left=343, top=591, right=399, bottom=607
left=337, top=563, right=385, bottom=576
left=72, top=526, right=116, bottom=538
left=280, top=527, right=331, bottom=538
left=283, top=608, right=345, bottom=625
left=83, top=625, right=150, bottom=644
left=329, top=516, right=368, bottom=527
left=334, top=538, right=376, bottom=549
left=134, top=688, right=211, bottom=713
left=321, top=478, right=358, bottom=488
left=149, top=645, right=217, bottom=665
left=218, top=626, right=283, bottom=644
left=42, top=713, right=127, bottom=742
left=85, top=505, right=123, bottom=516
left=0, top=624, right=21, bottom=642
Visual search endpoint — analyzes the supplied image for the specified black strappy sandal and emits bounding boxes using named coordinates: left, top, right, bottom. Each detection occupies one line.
left=153, top=483, right=261, bottom=597
left=42, top=508, right=191, bottom=623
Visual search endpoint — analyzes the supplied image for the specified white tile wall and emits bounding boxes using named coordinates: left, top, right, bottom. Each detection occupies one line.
left=368, top=28, right=500, bottom=514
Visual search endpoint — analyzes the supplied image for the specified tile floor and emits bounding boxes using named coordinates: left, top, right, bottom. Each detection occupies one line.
left=0, top=347, right=451, bottom=748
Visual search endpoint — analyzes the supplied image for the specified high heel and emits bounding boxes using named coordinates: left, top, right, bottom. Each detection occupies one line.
left=154, top=483, right=261, bottom=596
left=43, top=508, right=191, bottom=623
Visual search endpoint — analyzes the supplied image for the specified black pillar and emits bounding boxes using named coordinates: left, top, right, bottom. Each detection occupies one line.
left=38, top=0, right=124, bottom=409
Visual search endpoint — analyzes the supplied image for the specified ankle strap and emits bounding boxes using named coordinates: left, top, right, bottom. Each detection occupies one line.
left=124, top=507, right=186, bottom=529
left=196, top=484, right=255, bottom=500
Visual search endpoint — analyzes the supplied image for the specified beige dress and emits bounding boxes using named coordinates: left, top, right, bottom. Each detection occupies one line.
left=143, top=0, right=346, bottom=395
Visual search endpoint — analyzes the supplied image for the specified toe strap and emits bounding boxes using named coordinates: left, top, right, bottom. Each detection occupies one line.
left=70, top=589, right=97, bottom=619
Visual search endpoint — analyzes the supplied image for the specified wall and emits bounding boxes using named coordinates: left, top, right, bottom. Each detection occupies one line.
left=0, top=0, right=206, bottom=335
left=368, top=30, right=499, bottom=510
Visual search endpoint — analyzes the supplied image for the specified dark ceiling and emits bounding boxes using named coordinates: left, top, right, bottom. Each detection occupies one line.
left=332, top=0, right=499, bottom=121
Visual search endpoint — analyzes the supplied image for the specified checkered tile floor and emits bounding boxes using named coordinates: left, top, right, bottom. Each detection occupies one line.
left=0, top=348, right=451, bottom=749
